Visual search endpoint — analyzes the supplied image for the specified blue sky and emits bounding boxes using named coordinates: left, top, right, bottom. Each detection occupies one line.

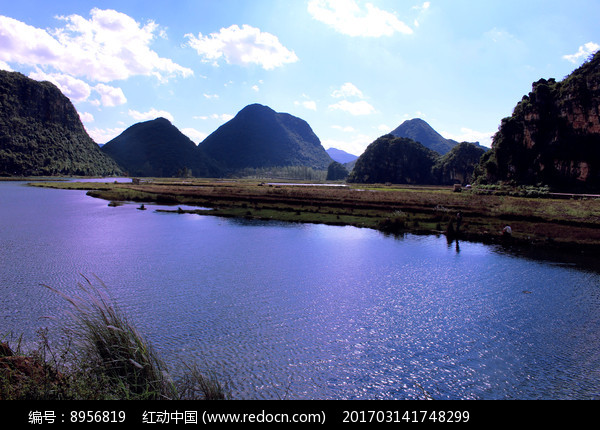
left=1, top=1, right=599, bottom=155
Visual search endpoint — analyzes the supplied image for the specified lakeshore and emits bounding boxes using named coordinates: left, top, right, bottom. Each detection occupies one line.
left=3, top=178, right=600, bottom=401
left=27, top=178, right=600, bottom=255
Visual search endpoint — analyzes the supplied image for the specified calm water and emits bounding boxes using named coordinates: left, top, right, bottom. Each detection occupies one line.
left=1, top=181, right=599, bottom=400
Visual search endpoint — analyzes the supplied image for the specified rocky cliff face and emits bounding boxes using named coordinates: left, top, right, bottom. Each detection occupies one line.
left=477, top=51, right=600, bottom=190
left=0, top=71, right=122, bottom=176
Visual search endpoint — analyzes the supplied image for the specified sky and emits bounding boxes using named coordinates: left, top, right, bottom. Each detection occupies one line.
left=1, top=0, right=599, bottom=156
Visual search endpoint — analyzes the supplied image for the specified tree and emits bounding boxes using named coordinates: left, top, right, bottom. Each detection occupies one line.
left=326, top=161, right=349, bottom=181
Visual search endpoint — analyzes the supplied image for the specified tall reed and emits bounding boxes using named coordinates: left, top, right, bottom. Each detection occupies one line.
left=44, top=275, right=176, bottom=400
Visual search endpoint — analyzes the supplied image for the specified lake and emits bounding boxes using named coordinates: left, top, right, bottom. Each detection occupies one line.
left=1, top=180, right=599, bottom=400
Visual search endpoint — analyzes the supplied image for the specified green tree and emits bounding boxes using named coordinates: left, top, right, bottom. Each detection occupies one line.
left=326, top=161, right=349, bottom=181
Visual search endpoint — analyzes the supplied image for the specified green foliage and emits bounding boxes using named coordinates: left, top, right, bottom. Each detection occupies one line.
left=0, top=70, right=122, bottom=177
left=471, top=184, right=551, bottom=197
left=102, top=118, right=221, bottom=178
left=199, top=104, right=333, bottom=173
left=377, top=210, right=407, bottom=234
left=326, top=161, right=349, bottom=181
left=433, top=142, right=487, bottom=185
left=390, top=118, right=458, bottom=155
left=347, top=135, right=439, bottom=184
left=475, top=51, right=600, bottom=190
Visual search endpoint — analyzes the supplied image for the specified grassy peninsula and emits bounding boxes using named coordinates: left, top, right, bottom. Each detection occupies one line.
left=30, top=178, right=600, bottom=254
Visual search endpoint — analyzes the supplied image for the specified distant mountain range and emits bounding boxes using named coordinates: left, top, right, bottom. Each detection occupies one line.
left=0, top=70, right=121, bottom=176
left=4, top=53, right=600, bottom=192
left=199, top=103, right=333, bottom=172
left=98, top=103, right=335, bottom=178
left=326, top=147, right=358, bottom=164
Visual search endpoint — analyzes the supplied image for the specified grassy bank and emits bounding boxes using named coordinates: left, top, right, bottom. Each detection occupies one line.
left=1, top=276, right=227, bottom=400
left=30, top=178, right=600, bottom=254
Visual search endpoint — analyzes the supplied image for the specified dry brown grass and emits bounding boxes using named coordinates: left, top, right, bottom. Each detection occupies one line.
left=31, top=180, right=600, bottom=252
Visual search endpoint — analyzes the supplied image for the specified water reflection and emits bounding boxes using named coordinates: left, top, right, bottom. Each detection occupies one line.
left=1, top=181, right=600, bottom=399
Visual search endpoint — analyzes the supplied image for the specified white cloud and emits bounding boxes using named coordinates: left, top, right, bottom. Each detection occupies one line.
left=94, top=83, right=127, bottom=107
left=181, top=128, right=208, bottom=144
left=210, top=113, right=234, bottom=122
left=0, top=15, right=64, bottom=65
left=186, top=24, right=299, bottom=70
left=28, top=70, right=92, bottom=102
left=78, top=111, right=94, bottom=123
left=442, top=127, right=494, bottom=148
left=0, top=60, right=13, bottom=71
left=195, top=113, right=234, bottom=122
left=329, top=100, right=375, bottom=115
left=295, top=100, right=317, bottom=111
left=563, top=42, right=600, bottom=63
left=378, top=124, right=392, bottom=133
left=252, top=85, right=260, bottom=92
left=412, top=2, right=430, bottom=11
left=0, top=9, right=193, bottom=83
left=86, top=126, right=125, bottom=144
left=128, top=108, right=174, bottom=123
left=28, top=70, right=127, bottom=107
left=412, top=1, right=430, bottom=27
left=307, top=0, right=413, bottom=37
left=331, top=82, right=364, bottom=98
left=203, top=93, right=219, bottom=99
left=322, top=134, right=373, bottom=156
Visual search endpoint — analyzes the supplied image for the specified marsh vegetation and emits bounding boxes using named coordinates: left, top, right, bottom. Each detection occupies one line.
left=30, top=178, right=600, bottom=253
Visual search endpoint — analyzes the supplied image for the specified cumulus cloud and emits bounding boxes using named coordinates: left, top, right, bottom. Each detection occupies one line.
left=377, top=124, right=392, bottom=133
left=412, top=2, right=431, bottom=11
left=78, top=111, right=94, bottom=123
left=28, top=70, right=92, bottom=102
left=194, top=113, right=234, bottom=122
left=0, top=9, right=192, bottom=82
left=331, top=82, right=364, bottom=98
left=329, top=100, right=375, bottom=115
left=0, top=60, right=13, bottom=71
left=412, top=1, right=431, bottom=27
left=186, top=24, right=298, bottom=70
left=93, top=83, right=127, bottom=107
left=86, top=126, right=125, bottom=144
left=322, top=134, right=373, bottom=156
left=442, top=127, right=494, bottom=148
left=128, top=108, right=174, bottom=123
left=28, top=70, right=127, bottom=107
left=295, top=100, right=317, bottom=111
left=563, top=42, right=600, bottom=63
left=181, top=128, right=208, bottom=144
left=307, top=0, right=413, bottom=37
